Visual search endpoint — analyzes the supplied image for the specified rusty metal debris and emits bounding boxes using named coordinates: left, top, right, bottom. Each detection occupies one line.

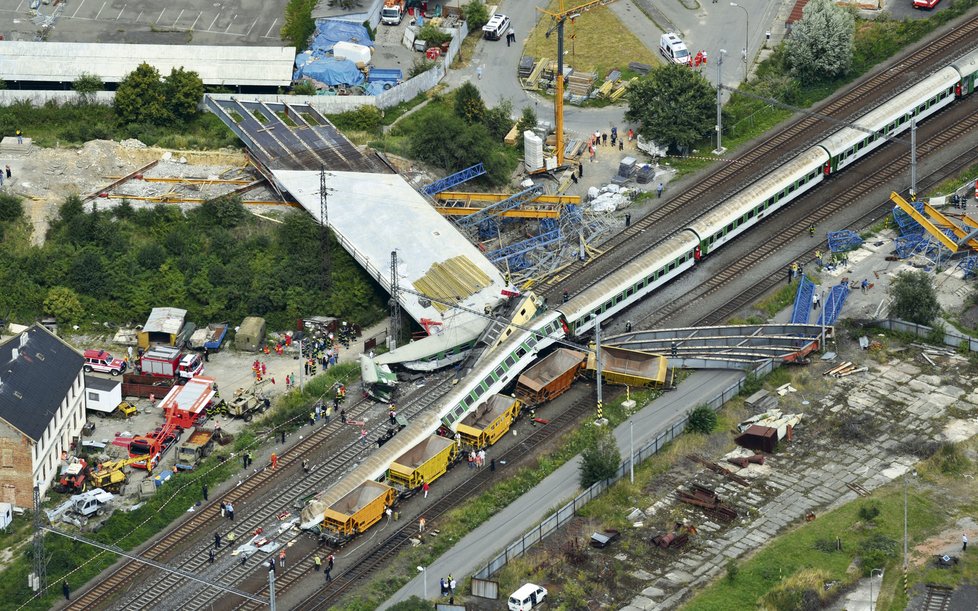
left=687, top=454, right=751, bottom=487
left=846, top=482, right=870, bottom=497
left=726, top=454, right=766, bottom=468
left=676, top=484, right=739, bottom=523
left=651, top=531, right=689, bottom=549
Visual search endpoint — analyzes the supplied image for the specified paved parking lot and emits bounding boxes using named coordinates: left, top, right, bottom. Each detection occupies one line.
left=0, top=0, right=288, bottom=45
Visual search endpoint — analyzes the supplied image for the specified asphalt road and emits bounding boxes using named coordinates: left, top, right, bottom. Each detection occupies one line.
left=379, top=368, right=744, bottom=608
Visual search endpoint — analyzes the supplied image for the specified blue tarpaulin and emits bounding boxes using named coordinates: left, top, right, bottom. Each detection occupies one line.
left=311, top=19, right=374, bottom=53
left=294, top=57, right=365, bottom=86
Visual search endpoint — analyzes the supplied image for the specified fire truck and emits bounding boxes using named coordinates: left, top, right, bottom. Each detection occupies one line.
left=137, top=345, right=204, bottom=382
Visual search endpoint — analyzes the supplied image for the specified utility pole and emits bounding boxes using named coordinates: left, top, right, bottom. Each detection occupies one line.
left=629, top=419, right=634, bottom=483
left=390, top=251, right=402, bottom=351
left=594, top=314, right=605, bottom=424
left=713, top=50, right=727, bottom=155
left=319, top=165, right=331, bottom=290
left=268, top=566, right=277, bottom=611
left=30, top=484, right=45, bottom=593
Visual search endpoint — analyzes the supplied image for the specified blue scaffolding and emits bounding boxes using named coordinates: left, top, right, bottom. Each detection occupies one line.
left=959, top=255, right=978, bottom=278
left=421, top=163, right=486, bottom=195
left=816, top=283, right=850, bottom=326
left=893, top=202, right=925, bottom=236
left=456, top=186, right=545, bottom=227
left=789, top=276, right=816, bottom=325
left=826, top=230, right=863, bottom=253
left=486, top=229, right=562, bottom=264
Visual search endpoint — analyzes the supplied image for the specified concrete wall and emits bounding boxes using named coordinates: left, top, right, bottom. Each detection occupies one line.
left=0, top=90, right=116, bottom=105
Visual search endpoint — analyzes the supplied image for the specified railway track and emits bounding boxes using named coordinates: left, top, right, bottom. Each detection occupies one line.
left=923, top=584, right=954, bottom=611
left=68, top=373, right=455, bottom=611
left=269, top=387, right=610, bottom=611
left=643, top=94, right=978, bottom=328
left=541, top=15, right=978, bottom=303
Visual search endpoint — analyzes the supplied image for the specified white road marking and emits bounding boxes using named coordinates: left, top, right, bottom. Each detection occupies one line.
left=190, top=10, right=201, bottom=30
left=207, top=11, right=219, bottom=31
left=15, top=0, right=23, bottom=11
left=116, top=3, right=125, bottom=20
left=94, top=1, right=105, bottom=19
left=224, top=13, right=235, bottom=33
left=246, top=16, right=257, bottom=36
left=70, top=0, right=86, bottom=19
left=135, top=10, right=142, bottom=21
left=156, top=8, right=165, bottom=23
left=264, top=18, right=278, bottom=38
left=171, top=8, right=183, bottom=27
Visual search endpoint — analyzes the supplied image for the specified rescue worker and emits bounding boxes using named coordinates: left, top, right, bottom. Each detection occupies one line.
left=314, top=555, right=322, bottom=571
left=809, top=223, right=816, bottom=237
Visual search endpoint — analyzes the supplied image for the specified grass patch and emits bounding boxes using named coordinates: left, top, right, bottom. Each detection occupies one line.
left=523, top=1, right=658, bottom=81
left=682, top=486, right=941, bottom=611
left=758, top=278, right=803, bottom=318
left=380, top=93, right=429, bottom=126
left=0, top=365, right=360, bottom=610
left=0, top=101, right=240, bottom=149
left=276, top=111, right=297, bottom=127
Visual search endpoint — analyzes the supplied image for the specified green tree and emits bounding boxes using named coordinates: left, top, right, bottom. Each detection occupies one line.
left=282, top=0, right=319, bottom=50
left=625, top=63, right=718, bottom=153
left=163, top=67, right=204, bottom=122
left=43, top=286, right=84, bottom=323
left=292, top=81, right=318, bottom=96
left=0, top=192, right=23, bottom=224
left=463, top=0, right=490, bottom=30
left=454, top=82, right=487, bottom=124
left=785, top=0, right=855, bottom=82
left=198, top=195, right=248, bottom=229
left=483, top=100, right=513, bottom=141
left=889, top=270, right=939, bottom=325
left=115, top=63, right=167, bottom=125
left=72, top=72, right=104, bottom=102
left=580, top=427, right=621, bottom=487
left=418, top=23, right=453, bottom=47
left=686, top=404, right=718, bottom=434
left=516, top=106, right=537, bottom=135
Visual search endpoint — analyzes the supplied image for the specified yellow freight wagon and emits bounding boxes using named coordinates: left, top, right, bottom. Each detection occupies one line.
left=457, top=394, right=521, bottom=449
left=322, top=480, right=396, bottom=540
left=388, top=435, right=459, bottom=490
left=586, top=345, right=668, bottom=387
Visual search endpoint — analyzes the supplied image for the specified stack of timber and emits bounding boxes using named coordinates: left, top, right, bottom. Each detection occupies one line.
left=522, top=57, right=548, bottom=90
left=566, top=71, right=596, bottom=96
left=823, top=361, right=867, bottom=378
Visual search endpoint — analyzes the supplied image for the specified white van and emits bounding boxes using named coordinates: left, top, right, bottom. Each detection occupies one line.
left=659, top=32, right=691, bottom=65
left=483, top=13, right=511, bottom=40
left=508, top=583, right=548, bottom=611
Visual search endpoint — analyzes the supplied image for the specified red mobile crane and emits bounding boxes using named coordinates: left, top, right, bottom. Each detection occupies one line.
left=128, top=377, right=217, bottom=470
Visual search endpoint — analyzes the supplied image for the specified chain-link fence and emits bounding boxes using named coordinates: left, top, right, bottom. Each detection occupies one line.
left=472, top=359, right=774, bottom=579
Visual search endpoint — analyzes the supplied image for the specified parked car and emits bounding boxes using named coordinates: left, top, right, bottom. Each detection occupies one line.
left=83, top=349, right=128, bottom=376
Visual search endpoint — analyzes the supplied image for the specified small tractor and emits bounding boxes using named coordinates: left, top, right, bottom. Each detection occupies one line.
left=54, top=459, right=89, bottom=494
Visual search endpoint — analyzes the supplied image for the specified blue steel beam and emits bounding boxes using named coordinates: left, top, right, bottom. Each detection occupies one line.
left=422, top=163, right=486, bottom=195
left=487, top=229, right=561, bottom=262
left=816, top=284, right=850, bottom=326
left=789, top=276, right=815, bottom=325
left=457, top=185, right=545, bottom=227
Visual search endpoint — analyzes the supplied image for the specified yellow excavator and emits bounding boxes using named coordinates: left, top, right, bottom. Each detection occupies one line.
left=89, top=456, right=146, bottom=493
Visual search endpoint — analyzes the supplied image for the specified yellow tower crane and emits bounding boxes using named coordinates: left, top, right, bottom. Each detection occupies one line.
left=538, top=0, right=614, bottom=167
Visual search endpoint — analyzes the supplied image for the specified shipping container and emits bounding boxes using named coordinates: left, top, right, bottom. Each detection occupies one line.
left=388, top=435, right=459, bottom=490
left=515, top=348, right=586, bottom=405
left=457, top=394, right=521, bottom=448
left=586, top=346, right=668, bottom=387
left=321, top=480, right=396, bottom=539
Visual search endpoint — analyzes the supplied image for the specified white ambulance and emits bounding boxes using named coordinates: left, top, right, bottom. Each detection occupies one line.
left=659, top=32, right=691, bottom=65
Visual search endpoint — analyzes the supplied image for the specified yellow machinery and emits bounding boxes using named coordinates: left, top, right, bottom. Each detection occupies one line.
left=539, top=0, right=614, bottom=166
left=89, top=456, right=145, bottom=492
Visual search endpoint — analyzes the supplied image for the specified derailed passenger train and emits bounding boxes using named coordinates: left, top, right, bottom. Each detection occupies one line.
left=302, top=47, right=978, bottom=538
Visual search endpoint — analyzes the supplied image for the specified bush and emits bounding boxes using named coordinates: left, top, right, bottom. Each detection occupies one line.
left=725, top=559, right=739, bottom=583
left=418, top=23, right=453, bottom=47
left=329, top=106, right=384, bottom=134
left=409, top=58, right=437, bottom=78
left=292, top=81, right=318, bottom=96
left=889, top=270, right=940, bottom=325
left=282, top=0, right=318, bottom=49
left=686, top=404, right=717, bottom=434
left=858, top=533, right=898, bottom=575
left=857, top=502, right=880, bottom=523
left=579, top=427, right=621, bottom=487
left=935, top=441, right=970, bottom=474
left=463, top=0, right=490, bottom=30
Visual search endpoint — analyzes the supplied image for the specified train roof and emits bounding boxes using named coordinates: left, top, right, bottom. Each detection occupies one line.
left=951, top=47, right=978, bottom=78
left=558, top=231, right=699, bottom=326
left=818, top=66, right=958, bottom=156
left=686, top=146, right=828, bottom=239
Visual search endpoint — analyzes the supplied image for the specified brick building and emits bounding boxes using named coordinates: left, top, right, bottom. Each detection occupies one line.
left=0, top=325, right=85, bottom=507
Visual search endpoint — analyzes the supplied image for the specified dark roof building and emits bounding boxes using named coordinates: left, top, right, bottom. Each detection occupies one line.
left=0, top=325, right=86, bottom=507
left=0, top=326, right=84, bottom=441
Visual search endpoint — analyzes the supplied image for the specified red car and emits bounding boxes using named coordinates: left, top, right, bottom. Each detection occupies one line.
left=913, top=0, right=939, bottom=9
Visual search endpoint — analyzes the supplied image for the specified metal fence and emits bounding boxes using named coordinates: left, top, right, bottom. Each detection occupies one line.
left=472, top=359, right=775, bottom=580
left=870, top=318, right=978, bottom=352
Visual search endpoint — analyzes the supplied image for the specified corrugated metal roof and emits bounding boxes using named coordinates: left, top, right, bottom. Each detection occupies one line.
left=0, top=41, right=296, bottom=87
left=143, top=308, right=187, bottom=335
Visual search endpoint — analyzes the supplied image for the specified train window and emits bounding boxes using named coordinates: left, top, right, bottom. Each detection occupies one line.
left=726, top=222, right=734, bottom=233
left=767, top=196, right=775, bottom=206
left=788, top=184, right=796, bottom=194
left=626, top=287, right=634, bottom=297
left=494, top=366, right=505, bottom=379
left=748, top=209, right=756, bottom=219
left=504, top=355, right=516, bottom=367
left=668, top=262, right=676, bottom=271
left=474, top=384, right=486, bottom=398
left=527, top=336, right=538, bottom=348
left=454, top=406, right=465, bottom=418
left=615, top=294, right=623, bottom=304
left=516, top=346, right=527, bottom=358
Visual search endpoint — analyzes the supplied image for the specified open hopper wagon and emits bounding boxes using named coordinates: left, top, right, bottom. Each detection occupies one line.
left=515, top=348, right=587, bottom=405
left=388, top=435, right=459, bottom=491
left=321, top=480, right=396, bottom=543
left=586, top=345, right=668, bottom=387
left=456, top=394, right=521, bottom=448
